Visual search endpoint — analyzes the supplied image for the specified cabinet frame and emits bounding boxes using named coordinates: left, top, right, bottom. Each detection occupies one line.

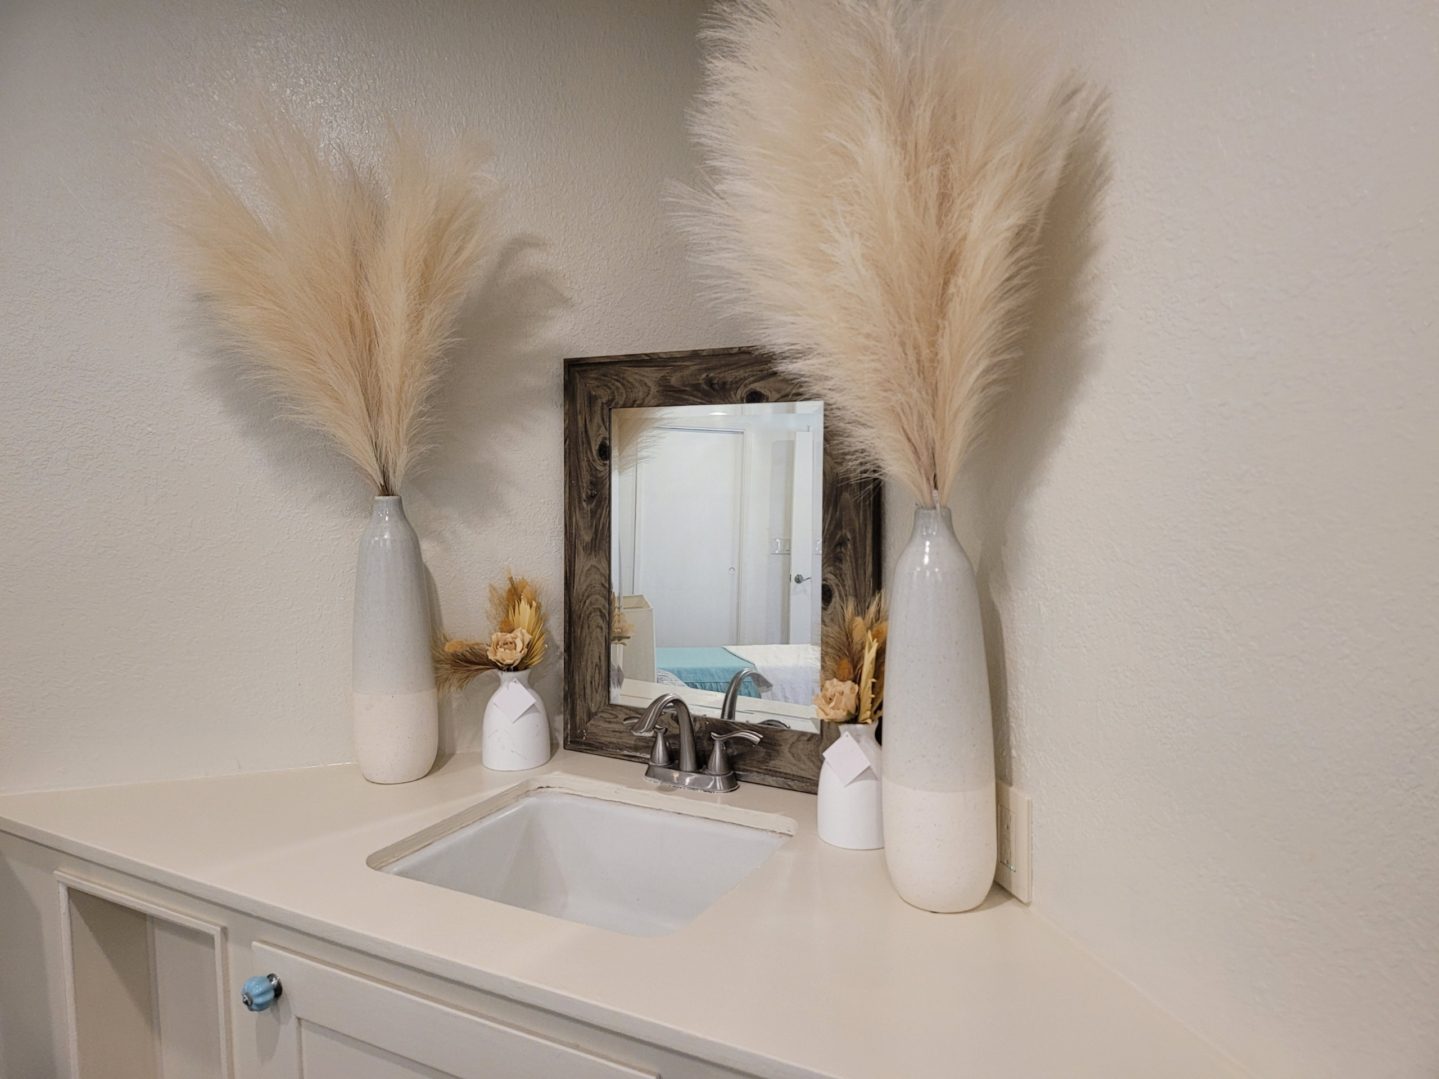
left=55, top=870, right=234, bottom=1079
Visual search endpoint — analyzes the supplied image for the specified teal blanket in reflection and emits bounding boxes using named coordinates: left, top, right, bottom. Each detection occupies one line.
left=653, top=647, right=759, bottom=696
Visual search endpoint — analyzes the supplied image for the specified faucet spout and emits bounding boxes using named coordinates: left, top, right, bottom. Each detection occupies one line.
left=636, top=693, right=700, bottom=773
left=720, top=668, right=773, bottom=723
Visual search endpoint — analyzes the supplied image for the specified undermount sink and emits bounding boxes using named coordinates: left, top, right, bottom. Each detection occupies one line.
left=372, top=784, right=792, bottom=936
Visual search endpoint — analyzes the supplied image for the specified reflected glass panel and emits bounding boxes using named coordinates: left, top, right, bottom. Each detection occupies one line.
left=609, top=402, right=823, bottom=730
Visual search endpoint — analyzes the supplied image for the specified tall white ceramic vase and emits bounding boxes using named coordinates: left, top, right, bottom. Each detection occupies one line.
left=352, top=495, right=439, bottom=784
left=881, top=505, right=996, bottom=912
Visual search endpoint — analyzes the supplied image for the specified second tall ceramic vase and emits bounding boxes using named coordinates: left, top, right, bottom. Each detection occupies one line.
left=881, top=505, right=996, bottom=912
left=352, top=495, right=439, bottom=784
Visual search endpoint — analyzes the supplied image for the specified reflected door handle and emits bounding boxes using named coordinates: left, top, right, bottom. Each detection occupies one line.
left=793, top=573, right=811, bottom=584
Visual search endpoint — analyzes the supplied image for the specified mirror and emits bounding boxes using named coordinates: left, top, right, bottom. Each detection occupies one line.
left=609, top=402, right=824, bottom=732
left=565, top=348, right=882, bottom=793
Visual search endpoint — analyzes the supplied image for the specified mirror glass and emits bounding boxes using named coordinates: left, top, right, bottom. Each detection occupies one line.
left=609, top=402, right=823, bottom=731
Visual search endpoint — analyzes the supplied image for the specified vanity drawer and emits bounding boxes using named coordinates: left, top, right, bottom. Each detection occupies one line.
left=251, top=943, right=655, bottom=1079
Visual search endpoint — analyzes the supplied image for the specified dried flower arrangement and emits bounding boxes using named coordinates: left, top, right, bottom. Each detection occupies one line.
left=814, top=594, right=887, bottom=724
left=680, top=0, right=1096, bottom=506
left=610, top=593, right=634, bottom=644
left=435, top=574, right=548, bottom=691
left=162, top=115, right=499, bottom=496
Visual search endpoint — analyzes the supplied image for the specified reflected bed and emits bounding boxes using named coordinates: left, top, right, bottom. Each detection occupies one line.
left=655, top=644, right=819, bottom=705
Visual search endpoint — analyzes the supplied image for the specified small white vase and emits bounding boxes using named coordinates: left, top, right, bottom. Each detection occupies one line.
left=881, top=505, right=996, bottom=912
left=482, top=669, right=551, bottom=771
left=817, top=723, right=884, bottom=850
left=352, top=495, right=439, bottom=785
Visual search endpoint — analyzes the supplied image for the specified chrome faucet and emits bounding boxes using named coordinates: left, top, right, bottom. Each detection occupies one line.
left=719, top=667, right=773, bottom=723
left=640, top=693, right=701, bottom=773
left=626, top=693, right=761, bottom=793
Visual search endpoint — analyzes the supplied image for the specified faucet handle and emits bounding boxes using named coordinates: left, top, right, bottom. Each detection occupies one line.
left=624, top=714, right=671, bottom=767
left=705, top=729, right=762, bottom=777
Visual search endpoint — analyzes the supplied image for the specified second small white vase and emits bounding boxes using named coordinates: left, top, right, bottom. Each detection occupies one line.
left=881, top=505, right=996, bottom=912
left=818, top=723, right=884, bottom=850
left=352, top=495, right=439, bottom=785
left=482, top=669, right=551, bottom=771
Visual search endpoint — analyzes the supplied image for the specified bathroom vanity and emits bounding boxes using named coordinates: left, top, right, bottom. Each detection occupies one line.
left=0, top=751, right=1239, bottom=1078
left=0, top=351, right=1243, bottom=1076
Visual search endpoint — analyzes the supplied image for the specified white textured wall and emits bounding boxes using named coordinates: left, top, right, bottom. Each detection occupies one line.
left=5, top=1, right=1438, bottom=1075
left=0, top=0, right=734, bottom=791
left=913, top=1, right=1438, bottom=1075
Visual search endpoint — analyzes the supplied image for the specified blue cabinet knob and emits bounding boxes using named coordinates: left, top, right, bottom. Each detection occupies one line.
left=240, top=973, right=282, bottom=1012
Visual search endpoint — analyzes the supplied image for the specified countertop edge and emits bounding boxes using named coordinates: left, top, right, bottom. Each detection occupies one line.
left=0, top=809, right=825, bottom=1079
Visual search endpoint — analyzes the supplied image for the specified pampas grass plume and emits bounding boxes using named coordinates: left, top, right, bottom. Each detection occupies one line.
left=162, top=115, right=498, bottom=495
left=681, top=0, right=1096, bottom=505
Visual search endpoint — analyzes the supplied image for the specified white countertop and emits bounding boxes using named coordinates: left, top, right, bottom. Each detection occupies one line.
left=0, top=751, right=1241, bottom=1078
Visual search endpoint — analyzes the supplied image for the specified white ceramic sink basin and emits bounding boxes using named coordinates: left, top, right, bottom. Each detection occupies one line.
left=374, top=786, right=791, bottom=936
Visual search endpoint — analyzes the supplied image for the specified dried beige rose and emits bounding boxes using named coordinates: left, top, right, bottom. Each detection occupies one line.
left=814, top=677, right=860, bottom=721
left=487, top=627, right=532, bottom=669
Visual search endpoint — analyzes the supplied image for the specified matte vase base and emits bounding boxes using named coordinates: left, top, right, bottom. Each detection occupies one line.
left=882, top=780, right=996, bottom=913
left=354, top=687, right=440, bottom=784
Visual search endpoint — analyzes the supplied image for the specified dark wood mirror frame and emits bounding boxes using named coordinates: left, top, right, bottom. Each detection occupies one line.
left=564, top=347, right=882, bottom=793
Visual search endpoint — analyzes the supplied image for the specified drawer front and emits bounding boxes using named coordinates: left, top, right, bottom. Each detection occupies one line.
left=251, top=943, right=655, bottom=1079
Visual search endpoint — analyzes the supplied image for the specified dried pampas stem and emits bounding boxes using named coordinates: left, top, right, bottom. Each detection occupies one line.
left=433, top=636, right=496, bottom=693
left=818, top=593, right=888, bottom=723
left=435, top=573, right=549, bottom=690
left=163, top=115, right=499, bottom=496
left=681, top=0, right=1096, bottom=505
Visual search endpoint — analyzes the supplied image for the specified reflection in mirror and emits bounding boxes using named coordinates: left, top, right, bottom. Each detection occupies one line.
left=609, top=402, right=823, bottom=731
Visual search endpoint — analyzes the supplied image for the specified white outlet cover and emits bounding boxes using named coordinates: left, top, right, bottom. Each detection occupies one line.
left=995, top=782, right=1032, bottom=903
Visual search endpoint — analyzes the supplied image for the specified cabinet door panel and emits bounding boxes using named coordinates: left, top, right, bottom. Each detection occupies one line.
left=298, top=1024, right=451, bottom=1078
left=252, top=943, right=655, bottom=1079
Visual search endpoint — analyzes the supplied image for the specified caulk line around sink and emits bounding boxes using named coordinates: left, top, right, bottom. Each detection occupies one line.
left=365, top=770, right=797, bottom=871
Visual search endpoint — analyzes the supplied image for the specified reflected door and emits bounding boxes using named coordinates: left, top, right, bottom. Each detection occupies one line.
left=632, top=427, right=742, bottom=647
left=787, top=428, right=816, bottom=645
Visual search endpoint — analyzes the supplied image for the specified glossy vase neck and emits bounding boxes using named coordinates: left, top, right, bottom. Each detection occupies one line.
left=905, top=504, right=968, bottom=570
left=911, top=503, right=955, bottom=534
left=370, top=494, right=406, bottom=521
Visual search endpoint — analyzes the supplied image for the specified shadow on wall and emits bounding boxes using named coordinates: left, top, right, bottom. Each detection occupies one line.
left=183, top=321, right=376, bottom=513
left=415, top=236, right=570, bottom=757
left=958, top=104, right=1112, bottom=785
left=415, top=234, right=570, bottom=535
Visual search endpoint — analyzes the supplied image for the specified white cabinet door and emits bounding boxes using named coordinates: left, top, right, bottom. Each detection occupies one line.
left=250, top=944, right=655, bottom=1079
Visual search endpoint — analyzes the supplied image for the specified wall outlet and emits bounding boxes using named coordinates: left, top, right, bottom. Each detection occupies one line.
left=995, top=781, right=1032, bottom=903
